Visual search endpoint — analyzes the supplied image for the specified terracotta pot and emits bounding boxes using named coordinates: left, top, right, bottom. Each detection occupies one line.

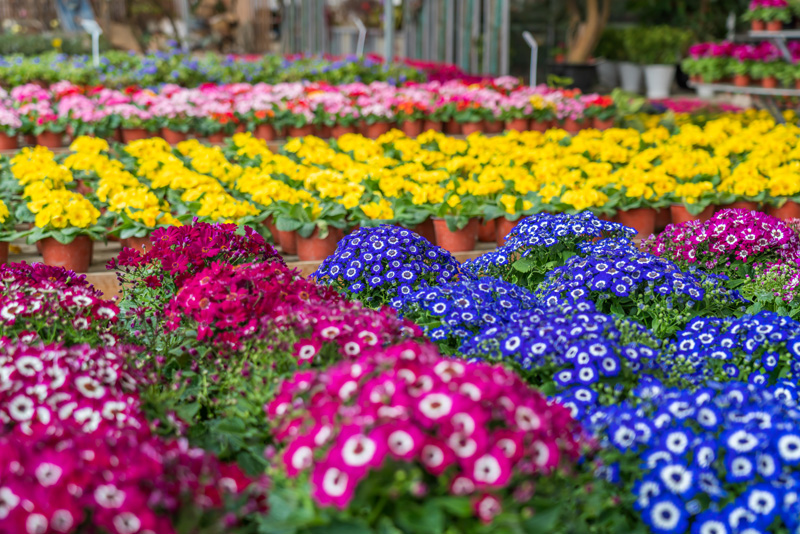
left=768, top=201, right=800, bottom=220
left=655, top=207, right=672, bottom=232
left=530, top=120, right=552, bottom=133
left=400, top=119, right=423, bottom=138
left=670, top=204, right=715, bottom=225
left=0, top=132, right=17, bottom=150
left=296, top=228, right=340, bottom=261
left=254, top=124, right=277, bottom=141
left=120, top=128, right=149, bottom=143
left=422, top=120, right=443, bottom=133
left=207, top=132, right=226, bottom=143
left=495, top=217, right=519, bottom=246
left=126, top=235, right=152, bottom=253
left=795, top=80, right=800, bottom=90
left=761, top=76, right=778, bottom=89
left=751, top=20, right=766, bottom=31
left=235, top=124, right=246, bottom=134
left=617, top=208, right=657, bottom=239
left=767, top=20, right=783, bottom=31
left=0, top=241, right=7, bottom=265
left=691, top=74, right=702, bottom=83
left=433, top=218, right=477, bottom=253
left=366, top=121, right=391, bottom=139
left=484, top=120, right=504, bottom=134
left=161, top=128, right=187, bottom=145
left=331, top=124, right=358, bottom=138
left=411, top=218, right=436, bottom=244
left=265, top=215, right=279, bottom=244
left=560, top=118, right=581, bottom=135
left=505, top=118, right=529, bottom=132
left=725, top=201, right=758, bottom=212
left=36, top=131, right=62, bottom=148
left=39, top=236, right=93, bottom=273
left=24, top=134, right=36, bottom=146
left=477, top=218, right=497, bottom=242
left=444, top=119, right=461, bottom=135
left=460, top=121, right=484, bottom=136
left=277, top=229, right=297, bottom=255
left=733, top=74, right=751, bottom=87
left=287, top=125, right=313, bottom=137
left=593, top=117, right=615, bottom=130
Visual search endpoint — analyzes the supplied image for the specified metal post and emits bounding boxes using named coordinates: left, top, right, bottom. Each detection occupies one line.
left=79, top=19, right=103, bottom=67
left=384, top=0, right=394, bottom=63
left=351, top=14, right=367, bottom=57
left=523, top=31, right=538, bottom=86
left=500, top=0, right=509, bottom=75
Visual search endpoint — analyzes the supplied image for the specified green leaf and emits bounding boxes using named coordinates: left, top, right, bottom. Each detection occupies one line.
left=308, top=521, right=372, bottom=534
left=430, top=496, right=473, bottom=518
left=512, top=258, right=535, bottom=274
left=214, top=417, right=246, bottom=436
left=276, top=216, right=304, bottom=232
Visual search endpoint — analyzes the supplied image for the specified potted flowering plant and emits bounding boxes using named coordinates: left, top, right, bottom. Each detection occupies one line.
left=582, top=95, right=616, bottom=130
left=432, top=190, right=481, bottom=253
left=197, top=112, right=239, bottom=143
left=284, top=100, right=315, bottom=137
left=453, top=100, right=486, bottom=135
left=743, top=0, right=792, bottom=31
left=393, top=100, right=424, bottom=137
left=670, top=181, right=718, bottom=224
left=28, top=111, right=67, bottom=148
left=749, top=59, right=782, bottom=88
left=120, top=112, right=159, bottom=143
left=0, top=108, right=21, bottom=150
left=766, top=168, right=800, bottom=219
left=158, top=113, right=193, bottom=145
left=247, top=108, right=280, bottom=141
left=529, top=95, right=557, bottom=131
left=359, top=103, right=395, bottom=139
left=330, top=105, right=360, bottom=138
left=607, top=183, right=659, bottom=238
left=481, top=193, right=535, bottom=246
left=274, top=200, right=347, bottom=260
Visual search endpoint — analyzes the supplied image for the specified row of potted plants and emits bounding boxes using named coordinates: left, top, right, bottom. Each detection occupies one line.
left=682, top=40, right=800, bottom=88
left=0, top=110, right=796, bottom=270
left=743, top=0, right=799, bottom=31
left=0, top=80, right=621, bottom=149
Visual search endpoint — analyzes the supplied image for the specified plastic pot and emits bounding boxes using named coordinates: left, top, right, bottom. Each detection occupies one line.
left=39, top=236, right=93, bottom=273
left=126, top=235, right=152, bottom=253
left=655, top=208, right=672, bottom=232
left=297, top=228, right=339, bottom=261
left=751, top=20, right=766, bottom=31
left=207, top=132, right=226, bottom=143
left=596, top=60, right=619, bottom=88
left=36, top=131, right=63, bottom=148
left=495, top=217, right=519, bottom=246
left=767, top=20, right=783, bottom=31
left=644, top=64, right=676, bottom=99
left=529, top=120, right=551, bottom=132
left=761, top=76, right=778, bottom=89
left=670, top=204, right=715, bottom=225
left=560, top=118, right=581, bottom=135
left=445, top=120, right=461, bottom=135
left=768, top=201, right=800, bottom=220
left=120, top=128, right=149, bottom=144
left=277, top=230, right=297, bottom=255
left=593, top=117, right=614, bottom=130
left=0, top=241, right=7, bottom=265
left=411, top=218, right=437, bottom=244
left=460, top=121, right=484, bottom=136
left=617, top=208, right=657, bottom=239
left=422, top=120, right=442, bottom=133
left=0, top=132, right=17, bottom=150
left=477, top=218, right=497, bottom=242
left=733, top=74, right=751, bottom=87
left=365, top=122, right=391, bottom=139
left=400, top=120, right=423, bottom=138
left=332, top=125, right=358, bottom=138
left=724, top=201, right=758, bottom=212
left=254, top=124, right=278, bottom=141
left=287, top=125, right=313, bottom=138
left=618, top=62, right=643, bottom=94
left=433, top=218, right=477, bottom=253
left=161, top=128, right=187, bottom=145
left=484, top=120, right=504, bottom=134
left=505, top=118, right=529, bottom=132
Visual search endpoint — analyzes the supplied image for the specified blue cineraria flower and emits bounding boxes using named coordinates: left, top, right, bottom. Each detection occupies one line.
left=668, top=311, right=800, bottom=387
left=566, top=380, right=800, bottom=534
left=312, top=224, right=461, bottom=308
left=463, top=211, right=634, bottom=289
left=394, top=276, right=542, bottom=354
left=534, top=238, right=746, bottom=338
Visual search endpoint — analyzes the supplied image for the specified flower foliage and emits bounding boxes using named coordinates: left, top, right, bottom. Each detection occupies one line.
left=268, top=340, right=583, bottom=523
left=0, top=340, right=267, bottom=534
left=312, top=224, right=461, bottom=308
left=572, top=381, right=800, bottom=534
left=534, top=239, right=746, bottom=337
left=0, top=262, right=119, bottom=346
left=463, top=212, right=635, bottom=290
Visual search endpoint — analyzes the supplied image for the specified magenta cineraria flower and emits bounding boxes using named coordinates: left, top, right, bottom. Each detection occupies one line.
left=268, top=340, right=583, bottom=517
left=0, top=340, right=268, bottom=534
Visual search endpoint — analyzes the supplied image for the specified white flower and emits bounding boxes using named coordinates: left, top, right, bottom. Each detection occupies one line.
left=0, top=487, right=20, bottom=519
left=35, top=462, right=63, bottom=487
left=321, top=466, right=348, bottom=497
left=418, top=393, right=453, bottom=421
left=472, top=454, right=502, bottom=484
left=8, top=394, right=34, bottom=421
left=75, top=376, right=106, bottom=399
left=647, top=500, right=682, bottom=531
left=340, top=434, right=377, bottom=467
left=94, top=484, right=125, bottom=509
left=112, top=512, right=141, bottom=534
left=659, top=464, right=692, bottom=494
